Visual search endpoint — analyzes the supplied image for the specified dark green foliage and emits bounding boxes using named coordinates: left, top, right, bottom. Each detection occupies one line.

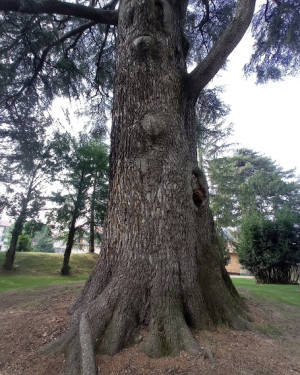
left=245, top=0, right=300, bottom=82
left=16, top=233, right=33, bottom=252
left=196, top=87, right=233, bottom=167
left=23, top=220, right=45, bottom=238
left=0, top=7, right=114, bottom=131
left=0, top=0, right=298, bottom=135
left=0, top=119, right=58, bottom=222
left=237, top=208, right=300, bottom=284
left=186, top=0, right=236, bottom=64
left=47, top=131, right=108, bottom=270
left=209, top=149, right=300, bottom=228
left=48, top=132, right=108, bottom=236
left=61, top=264, right=72, bottom=276
left=210, top=149, right=300, bottom=284
left=33, top=226, right=55, bottom=253
left=0, top=109, right=61, bottom=270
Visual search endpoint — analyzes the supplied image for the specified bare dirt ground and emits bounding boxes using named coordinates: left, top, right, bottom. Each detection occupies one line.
left=0, top=282, right=299, bottom=375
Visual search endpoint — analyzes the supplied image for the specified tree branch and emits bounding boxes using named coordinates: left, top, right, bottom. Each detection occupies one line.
left=4, top=20, right=97, bottom=105
left=187, top=0, right=256, bottom=99
left=197, top=0, right=210, bottom=32
left=0, top=0, right=118, bottom=25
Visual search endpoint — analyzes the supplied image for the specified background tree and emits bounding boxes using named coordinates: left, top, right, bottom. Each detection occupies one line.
left=1, top=121, right=57, bottom=270
left=87, top=145, right=109, bottom=253
left=237, top=208, right=300, bottom=284
left=16, top=233, right=33, bottom=252
left=210, top=149, right=300, bottom=283
left=0, top=0, right=299, bottom=373
left=196, top=87, right=233, bottom=168
left=209, top=148, right=299, bottom=228
left=48, top=132, right=108, bottom=274
left=23, top=220, right=45, bottom=238
left=32, top=226, right=55, bottom=253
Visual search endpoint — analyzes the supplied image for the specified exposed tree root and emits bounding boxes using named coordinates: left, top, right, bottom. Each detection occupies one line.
left=79, top=313, right=97, bottom=375
left=202, top=347, right=216, bottom=365
left=41, top=201, right=251, bottom=375
left=41, top=270, right=251, bottom=375
left=142, top=306, right=201, bottom=358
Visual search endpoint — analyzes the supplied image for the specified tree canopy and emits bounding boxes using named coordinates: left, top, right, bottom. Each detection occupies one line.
left=209, top=148, right=300, bottom=228
left=0, top=0, right=299, bottom=128
left=1, top=119, right=59, bottom=269
left=237, top=208, right=300, bottom=283
left=209, top=148, right=300, bottom=283
left=48, top=131, right=108, bottom=274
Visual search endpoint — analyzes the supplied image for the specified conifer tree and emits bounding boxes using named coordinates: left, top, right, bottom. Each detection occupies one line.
left=0, top=0, right=299, bottom=373
left=49, top=132, right=108, bottom=274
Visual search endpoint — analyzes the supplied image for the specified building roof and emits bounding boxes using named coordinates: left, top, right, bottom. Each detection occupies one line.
left=0, top=219, right=12, bottom=227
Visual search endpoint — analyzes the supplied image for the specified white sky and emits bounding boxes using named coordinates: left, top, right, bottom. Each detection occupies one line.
left=212, top=28, right=300, bottom=175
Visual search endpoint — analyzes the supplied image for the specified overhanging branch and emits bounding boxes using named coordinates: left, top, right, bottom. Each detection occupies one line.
left=4, top=20, right=97, bottom=105
left=197, top=0, right=210, bottom=31
left=0, top=0, right=118, bottom=25
left=187, top=0, right=256, bottom=99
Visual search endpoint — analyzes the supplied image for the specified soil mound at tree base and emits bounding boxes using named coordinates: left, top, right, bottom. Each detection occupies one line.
left=0, top=282, right=299, bottom=375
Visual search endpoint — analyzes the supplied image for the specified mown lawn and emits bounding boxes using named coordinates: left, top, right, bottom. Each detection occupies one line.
left=0, top=252, right=98, bottom=292
left=0, top=252, right=299, bottom=306
left=232, top=277, right=300, bottom=307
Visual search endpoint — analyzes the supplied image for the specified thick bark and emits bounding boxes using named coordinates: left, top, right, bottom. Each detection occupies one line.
left=187, top=0, right=256, bottom=98
left=43, top=1, right=252, bottom=374
left=88, top=177, right=97, bottom=253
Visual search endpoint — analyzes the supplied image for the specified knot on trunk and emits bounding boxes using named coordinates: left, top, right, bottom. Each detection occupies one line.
left=133, top=35, right=159, bottom=62
left=141, top=113, right=168, bottom=139
left=191, top=168, right=209, bottom=208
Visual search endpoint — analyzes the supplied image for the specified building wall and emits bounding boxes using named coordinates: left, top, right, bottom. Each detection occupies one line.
left=226, top=252, right=241, bottom=275
left=0, top=220, right=11, bottom=252
left=0, top=226, right=6, bottom=251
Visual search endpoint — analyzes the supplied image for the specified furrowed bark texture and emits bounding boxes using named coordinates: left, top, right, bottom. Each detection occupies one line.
left=89, top=177, right=97, bottom=253
left=45, top=1, right=251, bottom=373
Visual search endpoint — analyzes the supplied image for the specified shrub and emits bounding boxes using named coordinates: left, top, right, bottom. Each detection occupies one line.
left=237, top=209, right=300, bottom=284
left=17, top=234, right=33, bottom=252
left=33, top=227, right=55, bottom=253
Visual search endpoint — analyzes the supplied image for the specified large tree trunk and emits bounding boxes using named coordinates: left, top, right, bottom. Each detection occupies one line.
left=45, top=1, right=249, bottom=373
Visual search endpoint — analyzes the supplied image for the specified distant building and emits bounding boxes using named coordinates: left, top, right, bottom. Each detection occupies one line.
left=225, top=242, right=248, bottom=275
left=0, top=219, right=12, bottom=252
left=52, top=227, right=102, bottom=254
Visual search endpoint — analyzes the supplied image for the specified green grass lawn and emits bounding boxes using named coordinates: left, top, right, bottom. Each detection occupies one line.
left=232, top=277, right=300, bottom=307
left=0, top=252, right=98, bottom=292
left=1, top=252, right=299, bottom=307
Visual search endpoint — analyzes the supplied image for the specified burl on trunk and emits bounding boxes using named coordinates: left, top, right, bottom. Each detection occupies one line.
left=44, top=1, right=250, bottom=373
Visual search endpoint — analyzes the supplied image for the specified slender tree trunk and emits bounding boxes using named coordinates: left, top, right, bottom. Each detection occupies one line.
left=45, top=1, right=250, bottom=373
left=3, top=212, right=26, bottom=270
left=61, top=218, right=78, bottom=275
left=61, top=172, right=85, bottom=275
left=3, top=176, right=34, bottom=270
